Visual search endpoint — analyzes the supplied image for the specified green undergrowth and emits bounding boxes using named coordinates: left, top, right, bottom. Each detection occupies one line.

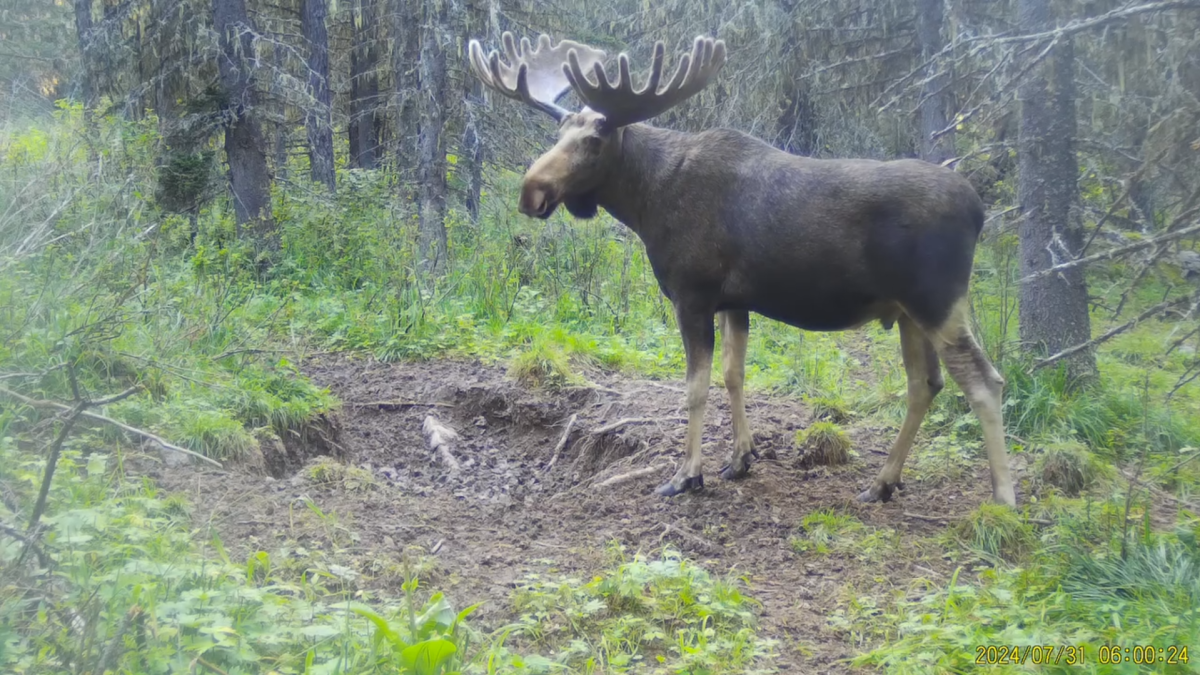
left=506, top=546, right=777, bottom=673
left=0, top=434, right=777, bottom=674
left=789, top=509, right=899, bottom=562
left=849, top=500, right=1200, bottom=674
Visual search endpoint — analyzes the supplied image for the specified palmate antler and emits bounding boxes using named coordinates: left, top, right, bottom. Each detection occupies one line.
left=468, top=32, right=726, bottom=129
left=467, top=33, right=606, bottom=122
left=565, top=35, right=726, bottom=129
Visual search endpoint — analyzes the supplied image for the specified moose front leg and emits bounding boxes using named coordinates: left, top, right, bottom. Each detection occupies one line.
left=656, top=308, right=715, bottom=497
left=718, top=310, right=757, bottom=480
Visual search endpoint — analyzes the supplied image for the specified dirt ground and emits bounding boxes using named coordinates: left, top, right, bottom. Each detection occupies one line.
left=141, top=354, right=1007, bottom=673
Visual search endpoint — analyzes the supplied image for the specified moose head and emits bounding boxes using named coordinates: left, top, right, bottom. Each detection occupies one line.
left=468, top=33, right=726, bottom=220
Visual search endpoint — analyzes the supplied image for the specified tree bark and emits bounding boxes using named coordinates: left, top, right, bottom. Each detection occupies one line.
left=72, top=0, right=101, bottom=172
left=916, top=0, right=955, bottom=164
left=270, top=43, right=289, bottom=181
left=349, top=0, right=382, bottom=169
left=391, top=0, right=420, bottom=182
left=1017, top=0, right=1095, bottom=383
left=302, top=0, right=335, bottom=190
left=212, top=0, right=276, bottom=254
left=776, top=2, right=818, bottom=156
left=417, top=0, right=449, bottom=275
left=460, top=0, right=487, bottom=220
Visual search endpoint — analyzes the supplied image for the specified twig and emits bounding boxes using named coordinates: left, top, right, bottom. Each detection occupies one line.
left=1019, top=220, right=1200, bottom=284
left=98, top=606, right=140, bottom=673
left=0, top=385, right=222, bottom=468
left=0, top=520, right=51, bottom=569
left=595, top=464, right=668, bottom=488
left=544, top=413, right=577, bottom=472
left=1032, top=292, right=1198, bottom=371
left=591, top=416, right=686, bottom=435
left=194, top=656, right=230, bottom=675
left=660, top=522, right=721, bottom=554
left=352, top=399, right=456, bottom=409
left=26, top=403, right=87, bottom=534
left=903, top=511, right=951, bottom=523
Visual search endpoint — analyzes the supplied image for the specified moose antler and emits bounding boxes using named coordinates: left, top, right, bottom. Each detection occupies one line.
left=564, top=35, right=726, bottom=129
left=468, top=32, right=607, bottom=122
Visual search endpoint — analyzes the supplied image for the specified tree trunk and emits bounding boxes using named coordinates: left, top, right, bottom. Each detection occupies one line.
left=391, top=0, right=420, bottom=182
left=212, top=0, right=276, bottom=255
left=302, top=0, right=335, bottom=191
left=349, top=0, right=382, bottom=170
left=72, top=0, right=100, bottom=167
left=1017, top=0, right=1095, bottom=383
left=775, top=3, right=817, bottom=156
left=270, top=44, right=289, bottom=181
left=916, top=0, right=955, bottom=164
left=460, top=0, right=487, bottom=220
left=416, top=0, right=449, bottom=276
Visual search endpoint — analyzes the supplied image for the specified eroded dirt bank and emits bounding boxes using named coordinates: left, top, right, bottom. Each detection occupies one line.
left=142, top=355, right=1001, bottom=672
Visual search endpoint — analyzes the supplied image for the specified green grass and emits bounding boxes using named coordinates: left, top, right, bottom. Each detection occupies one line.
left=507, top=546, right=777, bottom=673
left=852, top=506, right=1200, bottom=674
left=0, top=433, right=777, bottom=674
left=3, top=99, right=1200, bottom=674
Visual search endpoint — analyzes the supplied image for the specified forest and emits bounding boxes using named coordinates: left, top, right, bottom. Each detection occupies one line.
left=1, top=0, right=1199, bottom=671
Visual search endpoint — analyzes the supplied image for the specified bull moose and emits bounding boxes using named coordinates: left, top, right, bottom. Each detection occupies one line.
left=467, top=32, right=1016, bottom=506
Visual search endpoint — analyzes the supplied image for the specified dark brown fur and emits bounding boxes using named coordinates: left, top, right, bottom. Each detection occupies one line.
left=474, top=33, right=1016, bottom=506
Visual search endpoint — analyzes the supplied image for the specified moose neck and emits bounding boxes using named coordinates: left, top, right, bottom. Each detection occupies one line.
left=593, top=124, right=684, bottom=235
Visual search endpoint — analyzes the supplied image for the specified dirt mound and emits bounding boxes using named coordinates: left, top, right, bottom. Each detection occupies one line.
left=144, top=354, right=1002, bottom=673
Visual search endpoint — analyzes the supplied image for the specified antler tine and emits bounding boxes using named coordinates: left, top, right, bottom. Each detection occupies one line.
left=565, top=34, right=726, bottom=129
left=467, top=31, right=605, bottom=122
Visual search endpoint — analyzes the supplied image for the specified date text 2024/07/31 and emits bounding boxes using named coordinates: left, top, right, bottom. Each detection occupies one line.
left=975, top=645, right=1189, bottom=666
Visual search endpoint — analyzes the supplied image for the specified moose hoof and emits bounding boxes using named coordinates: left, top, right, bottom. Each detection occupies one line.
left=856, top=481, right=904, bottom=503
left=655, top=474, right=704, bottom=497
left=719, top=449, right=759, bottom=481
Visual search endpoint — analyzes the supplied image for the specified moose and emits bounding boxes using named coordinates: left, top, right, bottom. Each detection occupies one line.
left=467, top=32, right=1016, bottom=506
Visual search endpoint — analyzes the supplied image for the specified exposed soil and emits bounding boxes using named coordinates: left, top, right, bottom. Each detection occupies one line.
left=136, top=354, right=1009, bottom=672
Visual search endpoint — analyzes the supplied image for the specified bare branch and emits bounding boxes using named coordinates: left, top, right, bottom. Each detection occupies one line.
left=1032, top=291, right=1200, bottom=371
left=1019, top=221, right=1200, bottom=284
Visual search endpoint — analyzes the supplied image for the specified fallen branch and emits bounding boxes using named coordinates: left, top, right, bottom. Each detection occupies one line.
left=1020, top=220, right=1200, bottom=284
left=1032, top=291, right=1198, bottom=371
left=353, top=400, right=456, bottom=409
left=595, top=463, right=667, bottom=488
left=544, top=413, right=577, bottom=472
left=0, top=385, right=222, bottom=468
left=591, top=416, right=686, bottom=435
left=903, top=511, right=951, bottom=523
left=422, top=416, right=462, bottom=473
left=660, top=522, right=721, bottom=554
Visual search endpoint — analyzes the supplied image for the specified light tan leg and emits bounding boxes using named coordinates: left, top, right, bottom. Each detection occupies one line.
left=858, top=313, right=943, bottom=502
left=717, top=310, right=757, bottom=480
left=656, top=308, right=714, bottom=497
left=928, top=299, right=1016, bottom=506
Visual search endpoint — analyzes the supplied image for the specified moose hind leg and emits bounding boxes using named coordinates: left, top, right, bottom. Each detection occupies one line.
left=656, top=308, right=715, bottom=497
left=858, top=314, right=943, bottom=503
left=717, top=310, right=757, bottom=480
left=932, top=301, right=1016, bottom=506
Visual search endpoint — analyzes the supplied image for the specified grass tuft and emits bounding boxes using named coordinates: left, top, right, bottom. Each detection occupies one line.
left=795, top=421, right=852, bottom=467
left=507, top=338, right=577, bottom=389
left=954, top=502, right=1036, bottom=561
left=305, top=457, right=379, bottom=492
left=806, top=394, right=851, bottom=423
left=1033, top=440, right=1105, bottom=496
